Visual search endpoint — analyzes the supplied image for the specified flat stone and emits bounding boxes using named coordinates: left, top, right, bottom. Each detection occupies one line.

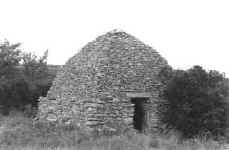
left=46, top=113, right=57, bottom=122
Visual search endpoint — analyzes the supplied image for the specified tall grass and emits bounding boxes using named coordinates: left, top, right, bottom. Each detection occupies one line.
left=0, top=112, right=225, bottom=150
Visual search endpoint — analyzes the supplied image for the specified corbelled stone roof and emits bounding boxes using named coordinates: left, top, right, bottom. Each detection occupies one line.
left=46, top=30, right=168, bottom=100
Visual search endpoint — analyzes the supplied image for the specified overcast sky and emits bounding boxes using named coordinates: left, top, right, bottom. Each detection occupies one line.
left=0, top=0, right=229, bottom=76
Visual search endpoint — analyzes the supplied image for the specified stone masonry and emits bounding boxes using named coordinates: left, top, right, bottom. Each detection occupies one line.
left=37, top=30, right=169, bottom=133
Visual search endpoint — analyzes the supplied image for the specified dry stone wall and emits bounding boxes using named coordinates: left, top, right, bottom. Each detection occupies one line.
left=37, top=30, right=169, bottom=132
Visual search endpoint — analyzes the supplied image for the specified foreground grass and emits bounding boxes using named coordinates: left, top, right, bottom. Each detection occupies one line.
left=0, top=113, right=225, bottom=150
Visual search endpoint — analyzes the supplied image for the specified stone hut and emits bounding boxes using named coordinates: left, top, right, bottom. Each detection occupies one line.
left=38, top=30, right=169, bottom=133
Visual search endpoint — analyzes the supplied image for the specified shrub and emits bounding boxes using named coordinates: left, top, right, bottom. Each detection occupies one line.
left=157, top=65, right=229, bottom=139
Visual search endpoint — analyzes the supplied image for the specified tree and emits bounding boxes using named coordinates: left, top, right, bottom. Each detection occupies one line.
left=0, top=40, right=21, bottom=78
left=21, top=50, right=52, bottom=108
left=157, top=65, right=229, bottom=139
left=0, top=40, right=23, bottom=114
left=22, top=50, right=48, bottom=81
left=0, top=40, right=54, bottom=115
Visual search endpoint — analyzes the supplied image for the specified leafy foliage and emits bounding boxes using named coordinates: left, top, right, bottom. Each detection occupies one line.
left=157, top=65, right=229, bottom=139
left=21, top=50, right=53, bottom=108
left=0, top=41, right=21, bottom=77
left=0, top=41, right=55, bottom=115
left=0, top=41, right=23, bottom=114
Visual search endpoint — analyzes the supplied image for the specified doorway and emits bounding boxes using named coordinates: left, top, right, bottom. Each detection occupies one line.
left=131, top=97, right=148, bottom=132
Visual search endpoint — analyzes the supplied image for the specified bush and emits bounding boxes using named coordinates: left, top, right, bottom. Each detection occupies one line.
left=157, top=65, right=229, bottom=139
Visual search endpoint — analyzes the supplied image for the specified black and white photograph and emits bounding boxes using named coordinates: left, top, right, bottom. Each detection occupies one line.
left=0, top=0, right=229, bottom=149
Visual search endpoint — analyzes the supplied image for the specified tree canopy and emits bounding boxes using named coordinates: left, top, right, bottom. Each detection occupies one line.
left=0, top=41, right=55, bottom=115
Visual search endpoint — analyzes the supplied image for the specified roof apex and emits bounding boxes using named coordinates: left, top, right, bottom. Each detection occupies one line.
left=100, top=29, right=134, bottom=40
left=108, top=29, right=125, bottom=33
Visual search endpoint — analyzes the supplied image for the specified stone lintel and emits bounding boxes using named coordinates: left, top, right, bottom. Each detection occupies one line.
left=126, top=92, right=151, bottom=98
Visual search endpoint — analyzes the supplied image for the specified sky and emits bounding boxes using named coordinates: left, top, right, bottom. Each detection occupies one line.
left=0, top=0, right=229, bottom=77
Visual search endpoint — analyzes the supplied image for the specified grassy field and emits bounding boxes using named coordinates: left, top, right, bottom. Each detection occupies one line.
left=0, top=112, right=225, bottom=150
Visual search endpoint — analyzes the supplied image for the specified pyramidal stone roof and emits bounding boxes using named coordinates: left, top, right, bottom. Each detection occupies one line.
left=46, top=30, right=168, bottom=99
